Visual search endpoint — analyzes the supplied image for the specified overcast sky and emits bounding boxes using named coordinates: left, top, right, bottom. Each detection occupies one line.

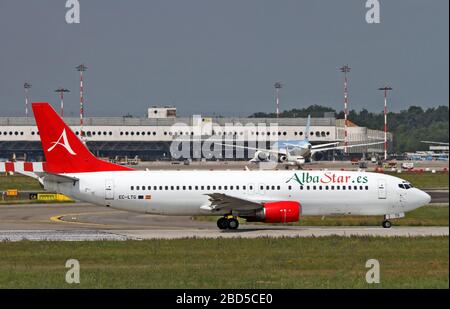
left=0, top=0, right=448, bottom=117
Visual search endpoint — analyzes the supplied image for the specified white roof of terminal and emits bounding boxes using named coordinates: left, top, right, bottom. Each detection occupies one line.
left=0, top=116, right=336, bottom=127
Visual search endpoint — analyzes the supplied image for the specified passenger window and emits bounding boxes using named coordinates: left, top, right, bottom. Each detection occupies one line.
left=319, top=186, right=322, bottom=190
left=201, top=186, right=204, bottom=190
left=354, top=186, right=357, bottom=190
left=230, top=186, right=234, bottom=190
left=313, top=186, right=316, bottom=190
left=195, top=186, right=198, bottom=190
left=336, top=186, right=340, bottom=190
left=288, top=185, right=292, bottom=190
left=165, top=186, right=168, bottom=190
left=218, top=186, right=222, bottom=190
left=130, top=186, right=134, bottom=190
left=189, top=186, right=192, bottom=190
left=182, top=186, right=186, bottom=190
left=159, top=186, right=163, bottom=190
left=213, top=186, right=216, bottom=190
left=207, top=186, right=210, bottom=190
left=331, top=186, right=334, bottom=190
left=300, top=186, right=303, bottom=190
left=147, top=186, right=151, bottom=190
left=136, top=186, right=140, bottom=190
left=224, top=186, right=228, bottom=190
left=325, top=186, right=329, bottom=190
left=236, top=186, right=239, bottom=190
left=306, top=186, right=310, bottom=190
left=243, top=186, right=246, bottom=190
left=176, top=186, right=180, bottom=190
left=365, top=186, right=369, bottom=190
left=277, top=186, right=280, bottom=190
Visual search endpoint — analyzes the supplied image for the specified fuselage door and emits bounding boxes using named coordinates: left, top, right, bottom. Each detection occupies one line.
left=378, top=179, right=387, bottom=199
left=105, top=179, right=114, bottom=200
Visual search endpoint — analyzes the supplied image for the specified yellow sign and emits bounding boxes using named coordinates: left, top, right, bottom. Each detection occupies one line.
left=6, top=189, right=18, bottom=197
left=35, top=193, right=73, bottom=201
left=37, top=193, right=57, bottom=200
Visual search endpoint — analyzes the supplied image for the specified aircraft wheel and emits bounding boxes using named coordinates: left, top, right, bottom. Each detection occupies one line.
left=217, top=217, right=229, bottom=230
left=382, top=220, right=392, bottom=228
left=228, top=218, right=239, bottom=230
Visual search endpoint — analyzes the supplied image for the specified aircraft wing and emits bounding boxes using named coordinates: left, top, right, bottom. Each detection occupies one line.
left=310, top=142, right=340, bottom=149
left=421, top=141, right=449, bottom=145
left=203, top=193, right=262, bottom=213
left=311, top=141, right=385, bottom=153
left=217, top=143, right=287, bottom=156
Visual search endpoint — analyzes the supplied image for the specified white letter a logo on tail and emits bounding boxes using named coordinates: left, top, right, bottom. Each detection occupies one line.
left=47, top=129, right=77, bottom=155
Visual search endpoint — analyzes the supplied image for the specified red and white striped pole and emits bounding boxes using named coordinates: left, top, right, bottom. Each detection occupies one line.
left=379, top=86, right=393, bottom=161
left=54, top=88, right=70, bottom=117
left=76, top=64, right=87, bottom=137
left=274, top=82, right=282, bottom=118
left=24, top=82, right=31, bottom=117
left=340, top=65, right=351, bottom=153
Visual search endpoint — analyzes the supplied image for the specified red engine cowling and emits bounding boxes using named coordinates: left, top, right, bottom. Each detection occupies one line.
left=263, top=201, right=301, bottom=223
left=245, top=201, right=301, bottom=223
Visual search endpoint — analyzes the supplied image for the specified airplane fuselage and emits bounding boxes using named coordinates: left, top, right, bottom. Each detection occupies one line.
left=44, top=170, right=430, bottom=217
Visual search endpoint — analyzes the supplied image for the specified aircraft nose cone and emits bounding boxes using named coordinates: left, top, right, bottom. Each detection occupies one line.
left=420, top=191, right=432, bottom=205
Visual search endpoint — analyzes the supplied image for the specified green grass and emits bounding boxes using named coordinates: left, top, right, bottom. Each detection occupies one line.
left=0, top=237, right=447, bottom=288
left=195, top=205, right=449, bottom=227
left=385, top=172, right=449, bottom=189
left=0, top=174, right=41, bottom=191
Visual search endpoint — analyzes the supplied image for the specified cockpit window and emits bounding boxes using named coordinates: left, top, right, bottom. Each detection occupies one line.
left=399, top=183, right=413, bottom=189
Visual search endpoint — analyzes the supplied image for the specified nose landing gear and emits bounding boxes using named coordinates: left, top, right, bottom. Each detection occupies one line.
left=217, top=216, right=239, bottom=230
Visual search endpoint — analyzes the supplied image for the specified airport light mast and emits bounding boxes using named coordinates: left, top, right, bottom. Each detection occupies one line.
left=54, top=88, right=70, bottom=117
left=378, top=86, right=393, bottom=161
left=340, top=65, right=351, bottom=154
left=76, top=64, right=87, bottom=138
left=24, top=82, right=32, bottom=117
left=274, top=82, right=283, bottom=118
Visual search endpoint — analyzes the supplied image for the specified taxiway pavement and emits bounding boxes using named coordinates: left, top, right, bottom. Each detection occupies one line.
left=0, top=203, right=447, bottom=240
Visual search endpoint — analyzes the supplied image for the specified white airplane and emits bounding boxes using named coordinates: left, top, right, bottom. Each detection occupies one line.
left=220, top=115, right=384, bottom=167
left=22, top=103, right=430, bottom=230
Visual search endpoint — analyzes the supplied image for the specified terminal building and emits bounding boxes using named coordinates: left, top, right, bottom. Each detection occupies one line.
left=0, top=107, right=392, bottom=162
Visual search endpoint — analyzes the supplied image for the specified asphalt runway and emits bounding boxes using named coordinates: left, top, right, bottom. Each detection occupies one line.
left=0, top=202, right=447, bottom=241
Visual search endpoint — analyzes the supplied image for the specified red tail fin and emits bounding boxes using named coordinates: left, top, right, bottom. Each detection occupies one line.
left=32, top=102, right=133, bottom=173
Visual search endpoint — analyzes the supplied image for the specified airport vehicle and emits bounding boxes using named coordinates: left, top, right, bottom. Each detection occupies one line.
left=13, top=103, right=430, bottom=230
left=221, top=116, right=384, bottom=167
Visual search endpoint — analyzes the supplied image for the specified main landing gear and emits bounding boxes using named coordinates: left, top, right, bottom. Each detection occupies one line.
left=382, top=220, right=392, bottom=228
left=217, top=216, right=239, bottom=230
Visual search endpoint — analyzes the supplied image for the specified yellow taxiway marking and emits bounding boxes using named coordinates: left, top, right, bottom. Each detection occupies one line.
left=49, top=212, right=114, bottom=227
